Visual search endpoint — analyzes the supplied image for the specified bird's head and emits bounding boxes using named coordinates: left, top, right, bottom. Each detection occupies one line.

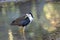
left=26, top=12, right=33, bottom=18
left=26, top=12, right=33, bottom=22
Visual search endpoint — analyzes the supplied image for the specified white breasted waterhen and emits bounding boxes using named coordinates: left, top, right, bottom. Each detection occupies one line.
left=11, top=12, right=33, bottom=36
left=11, top=12, right=33, bottom=26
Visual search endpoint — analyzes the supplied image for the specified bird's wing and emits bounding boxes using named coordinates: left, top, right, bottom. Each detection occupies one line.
left=11, top=14, right=28, bottom=25
left=12, top=15, right=27, bottom=23
left=15, top=15, right=27, bottom=21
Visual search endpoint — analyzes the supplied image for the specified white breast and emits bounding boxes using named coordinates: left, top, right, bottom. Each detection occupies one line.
left=26, top=14, right=33, bottom=23
left=29, top=16, right=33, bottom=22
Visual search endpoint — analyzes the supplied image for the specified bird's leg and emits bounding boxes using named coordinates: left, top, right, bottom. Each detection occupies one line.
left=23, top=27, right=26, bottom=40
left=18, top=26, right=23, bottom=35
left=23, top=27, right=25, bottom=35
left=18, top=26, right=26, bottom=40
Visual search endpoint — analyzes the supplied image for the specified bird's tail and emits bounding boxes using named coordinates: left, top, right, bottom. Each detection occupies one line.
left=10, top=20, right=17, bottom=25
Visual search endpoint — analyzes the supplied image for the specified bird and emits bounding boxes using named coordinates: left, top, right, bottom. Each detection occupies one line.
left=11, top=12, right=33, bottom=26
left=10, top=12, right=33, bottom=39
